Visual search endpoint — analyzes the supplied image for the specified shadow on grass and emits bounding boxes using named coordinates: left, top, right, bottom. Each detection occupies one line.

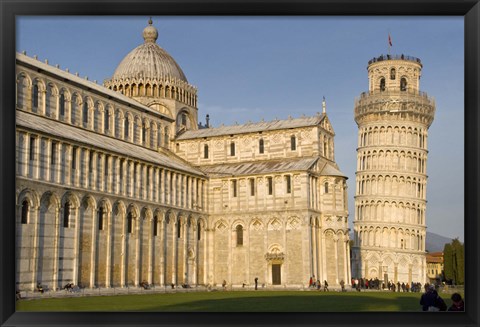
left=142, top=293, right=424, bottom=312
left=17, top=291, right=438, bottom=312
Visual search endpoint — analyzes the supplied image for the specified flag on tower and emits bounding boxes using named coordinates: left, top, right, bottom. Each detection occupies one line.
left=388, top=33, right=393, bottom=47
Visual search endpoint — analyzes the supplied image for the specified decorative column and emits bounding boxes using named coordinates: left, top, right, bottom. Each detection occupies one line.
left=105, top=208, right=112, bottom=288
left=310, top=221, right=317, bottom=278
left=159, top=215, right=165, bottom=286
left=172, top=218, right=177, bottom=285
left=52, top=205, right=60, bottom=290
left=148, top=216, right=154, bottom=285
left=333, top=235, right=339, bottom=284
left=90, top=205, right=98, bottom=288
left=135, top=212, right=141, bottom=286
left=30, top=204, right=40, bottom=291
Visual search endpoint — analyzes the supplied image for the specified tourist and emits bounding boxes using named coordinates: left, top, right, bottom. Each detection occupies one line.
left=420, top=285, right=447, bottom=311
left=323, top=280, right=329, bottom=292
left=448, top=293, right=465, bottom=311
left=254, top=277, right=258, bottom=290
left=340, top=279, right=345, bottom=292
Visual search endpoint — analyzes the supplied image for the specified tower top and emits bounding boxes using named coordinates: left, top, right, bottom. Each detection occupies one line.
left=368, top=54, right=422, bottom=67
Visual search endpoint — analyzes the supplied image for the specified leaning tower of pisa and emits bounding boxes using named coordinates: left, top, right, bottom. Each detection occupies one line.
left=351, top=54, right=435, bottom=285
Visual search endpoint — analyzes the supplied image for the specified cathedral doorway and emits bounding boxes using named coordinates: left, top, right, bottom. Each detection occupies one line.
left=272, top=264, right=281, bottom=285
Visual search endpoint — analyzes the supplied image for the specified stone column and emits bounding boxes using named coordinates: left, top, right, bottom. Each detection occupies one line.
left=192, top=178, right=197, bottom=210
left=316, top=225, right=323, bottom=282
left=105, top=208, right=112, bottom=288
left=160, top=169, right=165, bottom=204
left=128, top=161, right=134, bottom=198
left=333, top=236, right=339, bottom=284
left=135, top=212, right=141, bottom=287
left=30, top=204, right=40, bottom=291
left=91, top=151, right=98, bottom=191
left=148, top=216, right=154, bottom=285
left=172, top=219, right=177, bottom=285
left=52, top=205, right=60, bottom=290
left=18, top=132, right=28, bottom=177
left=311, top=221, right=317, bottom=278
left=165, top=170, right=170, bottom=205
left=159, top=215, right=165, bottom=286
left=120, top=214, right=127, bottom=287
left=107, top=155, right=113, bottom=193
left=183, top=220, right=188, bottom=284
left=345, top=239, right=352, bottom=282
left=90, top=205, right=98, bottom=288
left=192, top=221, right=198, bottom=285
left=321, top=231, right=327, bottom=282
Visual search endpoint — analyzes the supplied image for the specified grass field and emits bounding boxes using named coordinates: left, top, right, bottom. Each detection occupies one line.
left=16, top=290, right=458, bottom=312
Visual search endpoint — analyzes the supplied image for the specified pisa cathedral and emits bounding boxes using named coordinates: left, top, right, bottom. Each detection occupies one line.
left=351, top=55, right=435, bottom=284
left=15, top=20, right=351, bottom=292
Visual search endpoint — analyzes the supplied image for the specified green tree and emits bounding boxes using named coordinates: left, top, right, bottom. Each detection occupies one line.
left=442, top=239, right=464, bottom=285
left=443, top=243, right=453, bottom=282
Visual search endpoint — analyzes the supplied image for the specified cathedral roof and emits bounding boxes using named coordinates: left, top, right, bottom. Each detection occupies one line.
left=17, top=111, right=204, bottom=177
left=110, top=19, right=188, bottom=83
left=199, top=157, right=319, bottom=177
left=198, top=156, right=345, bottom=178
left=177, top=114, right=327, bottom=140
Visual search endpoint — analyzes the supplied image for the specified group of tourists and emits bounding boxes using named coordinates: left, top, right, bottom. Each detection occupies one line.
left=308, top=276, right=329, bottom=291
left=351, top=277, right=423, bottom=292
left=420, top=284, right=464, bottom=312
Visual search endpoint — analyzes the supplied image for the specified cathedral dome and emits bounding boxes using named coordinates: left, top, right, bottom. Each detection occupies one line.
left=111, top=19, right=188, bottom=82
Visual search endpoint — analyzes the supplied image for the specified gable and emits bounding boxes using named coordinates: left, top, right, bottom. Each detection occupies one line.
left=320, top=116, right=335, bottom=134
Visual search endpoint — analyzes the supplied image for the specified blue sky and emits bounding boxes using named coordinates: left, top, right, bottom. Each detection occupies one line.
left=16, top=16, right=464, bottom=241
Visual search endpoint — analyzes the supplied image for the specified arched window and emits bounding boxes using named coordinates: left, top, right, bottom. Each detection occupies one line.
left=127, top=212, right=133, bottom=234
left=324, top=182, right=329, bottom=193
left=33, top=84, right=39, bottom=110
left=236, top=225, right=243, bottom=246
left=71, top=94, right=77, bottom=124
left=177, top=221, right=182, bottom=238
left=98, top=206, right=104, bottom=231
left=259, top=138, right=264, bottom=154
left=59, top=93, right=65, bottom=117
left=104, top=108, right=109, bottom=131
left=230, top=142, right=236, bottom=156
left=390, top=68, right=396, bottom=80
left=267, top=177, right=273, bottom=195
left=83, top=102, right=88, bottom=124
left=232, top=180, right=237, bottom=197
left=291, top=135, right=297, bottom=150
left=164, top=127, right=169, bottom=147
left=181, top=113, right=187, bottom=126
left=142, top=123, right=147, bottom=144
left=204, top=144, right=209, bottom=159
left=197, top=222, right=201, bottom=241
left=21, top=200, right=29, bottom=224
left=124, top=116, right=129, bottom=137
left=400, top=78, right=407, bottom=91
left=286, top=175, right=292, bottom=194
left=380, top=78, right=386, bottom=91
left=153, top=216, right=158, bottom=237
left=63, top=201, right=70, bottom=228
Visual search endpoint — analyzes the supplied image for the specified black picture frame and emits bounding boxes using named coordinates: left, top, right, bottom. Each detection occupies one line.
left=1, top=1, right=478, bottom=326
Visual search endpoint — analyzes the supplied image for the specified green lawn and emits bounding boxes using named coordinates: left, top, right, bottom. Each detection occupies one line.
left=16, top=290, right=457, bottom=312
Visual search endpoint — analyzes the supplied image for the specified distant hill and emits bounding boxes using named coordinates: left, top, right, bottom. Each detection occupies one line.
left=426, top=232, right=453, bottom=253
left=349, top=231, right=453, bottom=253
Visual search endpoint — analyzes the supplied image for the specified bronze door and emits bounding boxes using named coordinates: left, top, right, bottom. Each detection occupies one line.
left=272, top=264, right=281, bottom=285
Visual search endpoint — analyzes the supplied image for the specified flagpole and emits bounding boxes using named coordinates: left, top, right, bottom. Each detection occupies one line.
left=388, top=32, right=391, bottom=57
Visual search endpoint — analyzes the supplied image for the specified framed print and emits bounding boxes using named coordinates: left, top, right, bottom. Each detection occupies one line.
left=1, top=1, right=478, bottom=327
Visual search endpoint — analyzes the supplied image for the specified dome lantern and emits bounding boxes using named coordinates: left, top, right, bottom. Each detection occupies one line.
left=143, top=17, right=158, bottom=43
